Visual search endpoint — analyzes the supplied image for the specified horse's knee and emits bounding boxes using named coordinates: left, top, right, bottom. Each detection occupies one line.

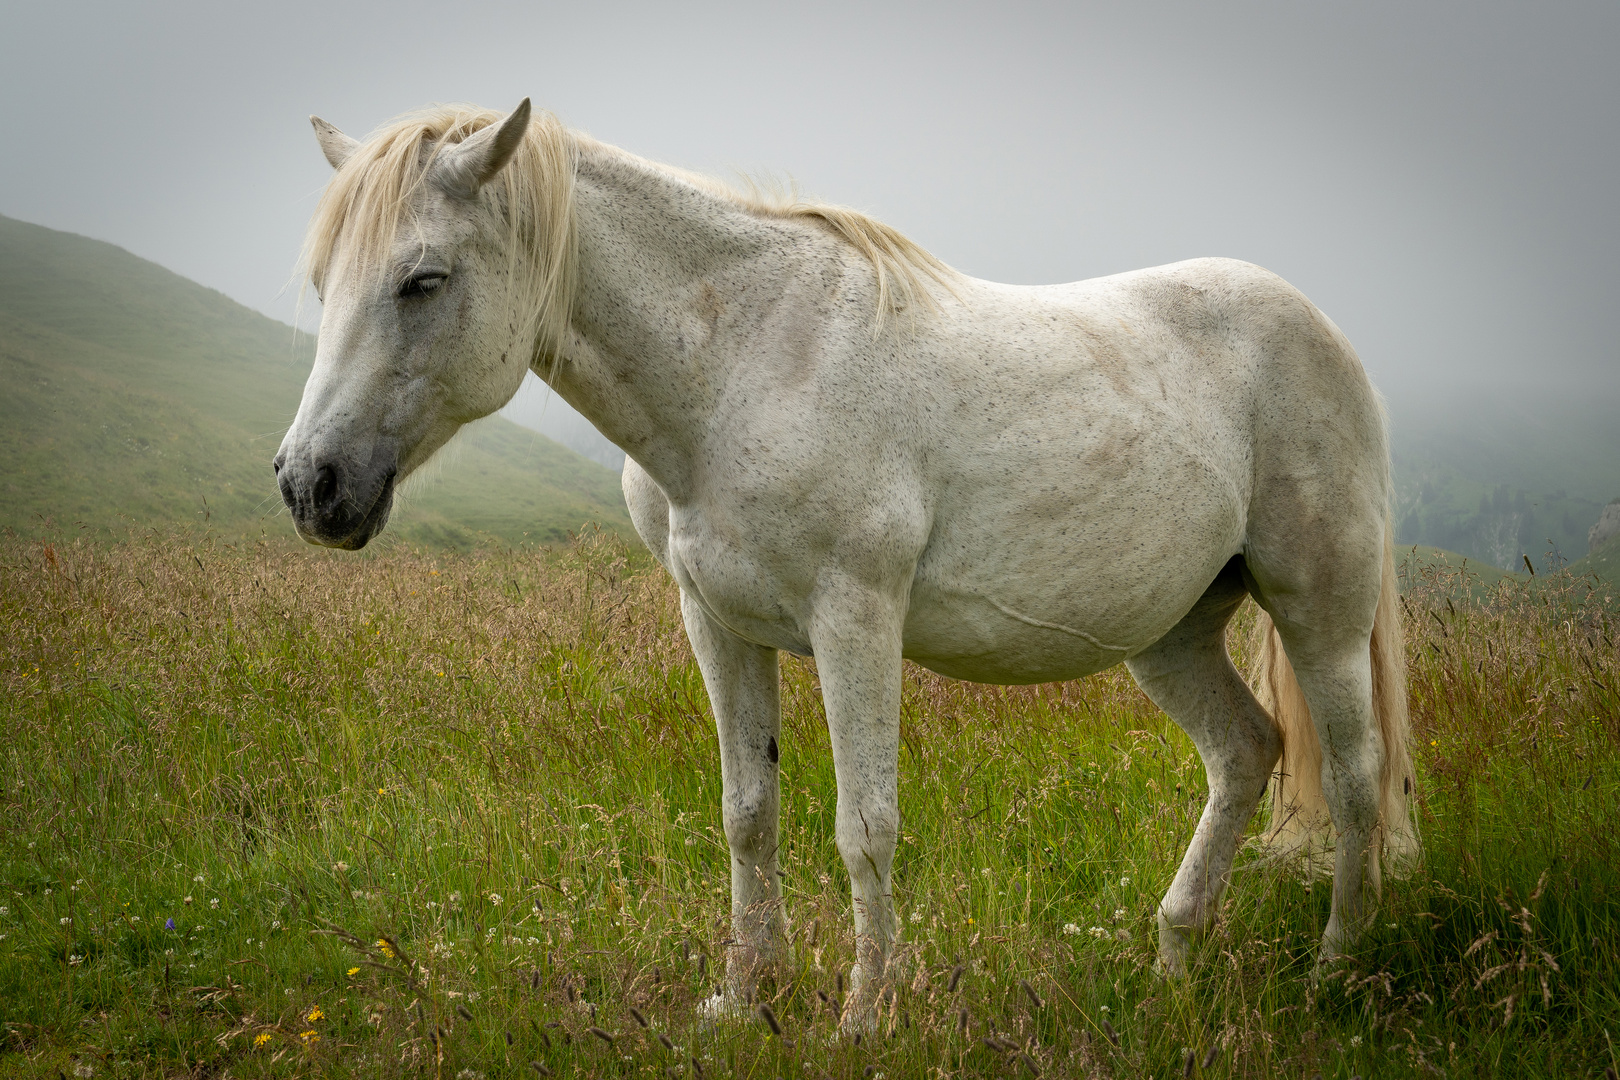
left=722, top=783, right=778, bottom=858
left=834, top=801, right=897, bottom=877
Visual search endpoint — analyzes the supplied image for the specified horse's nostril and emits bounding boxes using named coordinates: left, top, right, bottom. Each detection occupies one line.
left=313, top=464, right=339, bottom=512
left=272, top=458, right=283, bottom=475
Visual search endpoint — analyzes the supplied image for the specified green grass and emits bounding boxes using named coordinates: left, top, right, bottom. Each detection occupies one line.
left=1, top=528, right=1617, bottom=1078
left=0, top=213, right=632, bottom=547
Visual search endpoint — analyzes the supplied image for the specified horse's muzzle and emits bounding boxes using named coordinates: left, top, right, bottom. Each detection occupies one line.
left=274, top=453, right=397, bottom=550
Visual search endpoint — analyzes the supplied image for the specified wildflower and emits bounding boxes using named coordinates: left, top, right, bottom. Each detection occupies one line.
left=1112, top=908, right=1126, bottom=921
left=377, top=938, right=396, bottom=958
left=68, top=953, right=84, bottom=966
left=74, top=1065, right=94, bottom=1078
left=165, top=918, right=175, bottom=930
left=1120, top=876, right=1130, bottom=887
left=60, top=917, right=71, bottom=926
left=183, top=896, right=192, bottom=905
left=352, top=890, right=365, bottom=900
left=0, top=906, right=8, bottom=916
left=909, top=910, right=923, bottom=923
left=1088, top=926, right=1108, bottom=938
left=378, top=788, right=387, bottom=795
left=347, top=967, right=360, bottom=977
left=194, top=874, right=205, bottom=883
left=333, top=862, right=349, bottom=873
left=1062, top=923, right=1083, bottom=936
left=1350, top=1035, right=1363, bottom=1047
left=254, top=1033, right=273, bottom=1047
left=488, top=893, right=503, bottom=906
left=209, top=898, right=219, bottom=909
left=308, top=1005, right=324, bottom=1022
left=270, top=920, right=281, bottom=930
left=299, top=1030, right=319, bottom=1043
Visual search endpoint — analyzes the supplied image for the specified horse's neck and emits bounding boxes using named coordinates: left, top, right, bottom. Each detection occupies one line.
left=548, top=146, right=832, bottom=501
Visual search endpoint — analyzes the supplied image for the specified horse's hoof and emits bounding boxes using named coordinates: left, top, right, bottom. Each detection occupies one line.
left=694, top=992, right=749, bottom=1026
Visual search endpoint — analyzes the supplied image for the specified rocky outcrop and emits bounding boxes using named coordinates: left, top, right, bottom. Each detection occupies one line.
left=1591, top=500, right=1620, bottom=553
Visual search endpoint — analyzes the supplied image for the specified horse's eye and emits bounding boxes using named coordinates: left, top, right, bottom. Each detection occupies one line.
left=399, top=274, right=447, bottom=299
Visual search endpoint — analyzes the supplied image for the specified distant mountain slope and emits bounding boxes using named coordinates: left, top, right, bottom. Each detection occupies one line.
left=0, top=214, right=631, bottom=547
left=1387, top=389, right=1620, bottom=572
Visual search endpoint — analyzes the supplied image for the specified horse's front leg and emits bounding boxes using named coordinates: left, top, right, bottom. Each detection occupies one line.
left=682, top=591, right=791, bottom=1003
left=809, top=591, right=904, bottom=1032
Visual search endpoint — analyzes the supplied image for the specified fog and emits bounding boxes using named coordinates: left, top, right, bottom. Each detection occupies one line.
left=4, top=1, right=1616, bottom=490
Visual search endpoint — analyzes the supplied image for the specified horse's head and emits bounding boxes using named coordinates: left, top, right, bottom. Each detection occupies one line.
left=275, top=99, right=572, bottom=549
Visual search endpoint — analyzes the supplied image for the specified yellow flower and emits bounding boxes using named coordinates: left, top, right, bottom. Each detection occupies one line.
left=377, top=938, right=395, bottom=958
left=254, top=1033, right=273, bottom=1047
left=347, top=966, right=360, bottom=977
left=307, top=1005, right=324, bottom=1022
left=300, top=1030, right=320, bottom=1043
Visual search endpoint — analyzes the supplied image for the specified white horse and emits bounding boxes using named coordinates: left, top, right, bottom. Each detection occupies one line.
left=277, top=100, right=1419, bottom=1019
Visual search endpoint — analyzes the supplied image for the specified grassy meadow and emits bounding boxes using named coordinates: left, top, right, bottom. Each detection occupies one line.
left=1, top=528, right=1617, bottom=1079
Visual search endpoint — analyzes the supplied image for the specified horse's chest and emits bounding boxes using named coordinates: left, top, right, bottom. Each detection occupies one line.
left=666, top=519, right=816, bottom=655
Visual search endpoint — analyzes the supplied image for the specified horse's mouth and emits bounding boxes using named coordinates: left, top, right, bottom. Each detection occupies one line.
left=331, top=469, right=397, bottom=550
left=293, top=467, right=396, bottom=551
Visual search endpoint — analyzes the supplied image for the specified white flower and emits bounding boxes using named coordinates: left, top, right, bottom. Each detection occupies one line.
left=209, top=898, right=219, bottom=909
left=1350, top=1035, right=1363, bottom=1047
left=270, top=920, right=281, bottom=930
left=980, top=868, right=992, bottom=877
left=68, top=953, right=84, bottom=966
left=183, top=896, right=192, bottom=905
left=193, top=874, right=205, bottom=883
left=1099, top=1005, right=1111, bottom=1013
left=449, top=892, right=461, bottom=904
left=60, top=917, right=72, bottom=926
left=74, top=1064, right=94, bottom=1078
left=333, top=862, right=349, bottom=873
left=684, top=837, right=695, bottom=846
left=1113, top=908, right=1126, bottom=920
left=43, top=888, right=51, bottom=896
left=352, top=890, right=365, bottom=900
left=1088, top=926, right=1107, bottom=938
left=1062, top=923, right=1083, bottom=936
left=487, top=893, right=503, bottom=906
left=130, top=915, right=140, bottom=922
left=1119, top=877, right=1130, bottom=887
left=165, top=948, right=175, bottom=957
left=0, top=906, right=9, bottom=916
left=909, top=911, right=923, bottom=923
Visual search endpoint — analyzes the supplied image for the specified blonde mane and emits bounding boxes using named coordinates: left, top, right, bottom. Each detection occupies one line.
left=302, top=104, right=955, bottom=356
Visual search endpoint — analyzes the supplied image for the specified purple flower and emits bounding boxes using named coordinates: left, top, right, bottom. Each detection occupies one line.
left=164, top=918, right=175, bottom=930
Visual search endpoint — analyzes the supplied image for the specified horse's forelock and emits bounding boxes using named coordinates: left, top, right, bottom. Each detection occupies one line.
left=300, top=104, right=580, bottom=364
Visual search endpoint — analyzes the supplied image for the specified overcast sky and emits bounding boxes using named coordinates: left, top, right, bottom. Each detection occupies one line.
left=3, top=1, right=1616, bottom=418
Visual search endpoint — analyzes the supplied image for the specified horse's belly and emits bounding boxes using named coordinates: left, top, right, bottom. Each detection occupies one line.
left=900, top=587, right=1145, bottom=684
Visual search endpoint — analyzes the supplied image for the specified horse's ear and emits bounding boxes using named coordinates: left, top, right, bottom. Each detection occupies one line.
left=431, top=98, right=532, bottom=199
left=311, top=116, right=360, bottom=171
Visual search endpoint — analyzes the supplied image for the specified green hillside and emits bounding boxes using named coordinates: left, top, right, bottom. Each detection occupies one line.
left=0, top=214, right=631, bottom=548
left=1388, top=391, right=1620, bottom=572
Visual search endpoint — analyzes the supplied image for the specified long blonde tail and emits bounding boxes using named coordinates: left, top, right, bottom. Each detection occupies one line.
left=1248, top=520, right=1421, bottom=877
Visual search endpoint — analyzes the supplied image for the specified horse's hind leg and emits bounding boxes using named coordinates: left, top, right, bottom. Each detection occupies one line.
left=1125, top=558, right=1282, bottom=976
